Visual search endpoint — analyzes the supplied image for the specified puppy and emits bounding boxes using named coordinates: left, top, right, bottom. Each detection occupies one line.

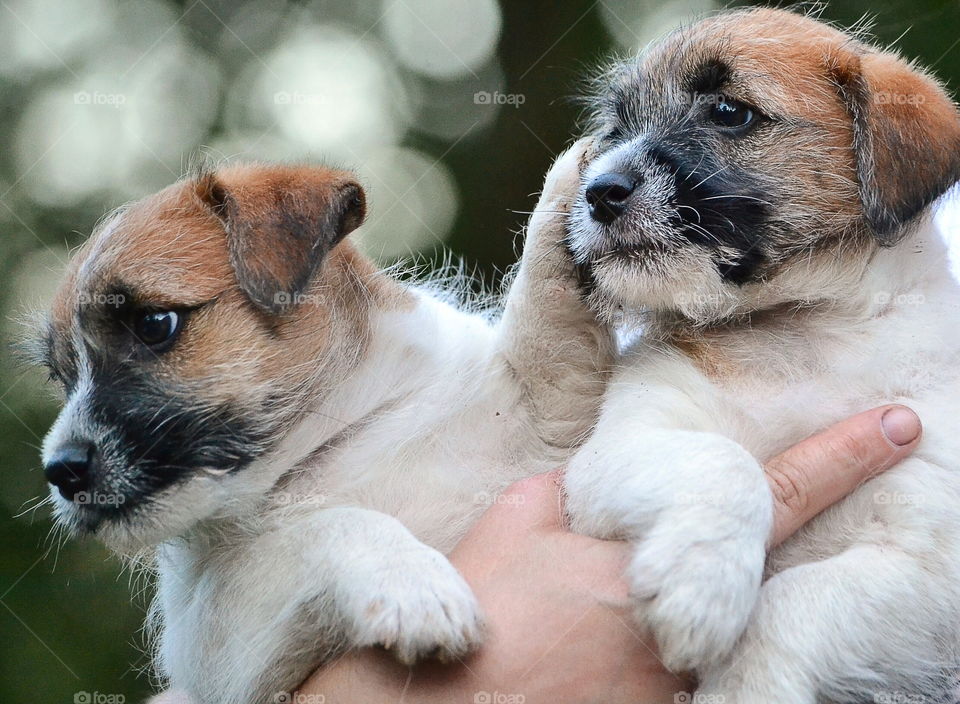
left=562, top=8, right=960, bottom=702
left=32, top=158, right=611, bottom=703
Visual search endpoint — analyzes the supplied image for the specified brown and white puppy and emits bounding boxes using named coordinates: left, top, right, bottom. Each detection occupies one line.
left=561, top=8, right=960, bottom=702
left=32, top=156, right=611, bottom=704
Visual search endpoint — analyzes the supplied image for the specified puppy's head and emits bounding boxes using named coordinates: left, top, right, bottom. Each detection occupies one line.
left=33, top=164, right=369, bottom=552
left=570, top=8, right=960, bottom=323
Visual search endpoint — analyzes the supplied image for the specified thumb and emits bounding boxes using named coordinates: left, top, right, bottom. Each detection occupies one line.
left=480, top=470, right=566, bottom=533
left=449, top=471, right=565, bottom=574
left=766, top=404, right=921, bottom=547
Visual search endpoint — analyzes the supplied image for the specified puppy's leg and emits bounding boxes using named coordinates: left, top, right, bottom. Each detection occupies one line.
left=159, top=508, right=482, bottom=704
left=497, top=138, right=615, bottom=451
left=697, top=539, right=954, bottom=703
left=564, top=362, right=772, bottom=673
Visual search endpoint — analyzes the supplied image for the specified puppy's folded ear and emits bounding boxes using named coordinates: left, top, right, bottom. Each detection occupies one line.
left=830, top=50, right=960, bottom=242
left=195, top=165, right=366, bottom=313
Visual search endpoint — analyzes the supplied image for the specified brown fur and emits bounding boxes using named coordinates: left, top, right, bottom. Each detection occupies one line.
left=831, top=49, right=960, bottom=237
left=47, top=163, right=411, bottom=412
left=196, top=165, right=366, bottom=314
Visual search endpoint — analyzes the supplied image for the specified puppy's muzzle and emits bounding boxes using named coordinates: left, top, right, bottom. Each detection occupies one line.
left=44, top=441, right=98, bottom=501
left=585, top=172, right=637, bottom=224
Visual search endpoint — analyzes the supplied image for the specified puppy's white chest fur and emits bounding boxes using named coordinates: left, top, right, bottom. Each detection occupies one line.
left=270, top=292, right=543, bottom=550
left=706, top=234, right=960, bottom=461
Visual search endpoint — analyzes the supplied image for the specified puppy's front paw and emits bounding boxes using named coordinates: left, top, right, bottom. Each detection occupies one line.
left=627, top=523, right=765, bottom=673
left=345, top=547, right=484, bottom=665
left=539, top=137, right=595, bottom=206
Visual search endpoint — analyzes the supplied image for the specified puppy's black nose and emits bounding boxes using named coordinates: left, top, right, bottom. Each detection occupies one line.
left=585, top=172, right=636, bottom=224
left=44, top=443, right=95, bottom=501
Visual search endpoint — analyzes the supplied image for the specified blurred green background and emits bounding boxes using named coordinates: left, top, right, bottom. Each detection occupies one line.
left=1, top=0, right=958, bottom=701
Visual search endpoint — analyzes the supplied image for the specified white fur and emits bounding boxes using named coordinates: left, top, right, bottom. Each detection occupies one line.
left=565, top=212, right=960, bottom=701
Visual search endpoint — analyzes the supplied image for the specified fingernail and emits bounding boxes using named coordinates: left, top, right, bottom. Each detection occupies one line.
left=881, top=406, right=921, bottom=446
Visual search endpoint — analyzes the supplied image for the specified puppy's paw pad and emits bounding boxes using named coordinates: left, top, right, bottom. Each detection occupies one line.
left=627, top=537, right=764, bottom=672
left=348, top=552, right=484, bottom=665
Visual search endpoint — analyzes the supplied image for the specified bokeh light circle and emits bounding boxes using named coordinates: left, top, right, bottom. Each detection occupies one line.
left=382, top=0, right=502, bottom=80
left=354, top=147, right=460, bottom=260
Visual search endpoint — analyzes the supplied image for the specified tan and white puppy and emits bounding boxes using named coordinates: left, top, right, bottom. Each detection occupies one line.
left=32, top=158, right=611, bottom=703
left=562, top=8, right=960, bottom=702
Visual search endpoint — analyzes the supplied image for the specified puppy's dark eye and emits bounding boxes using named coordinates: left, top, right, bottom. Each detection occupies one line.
left=708, top=97, right=756, bottom=131
left=133, top=311, right=182, bottom=350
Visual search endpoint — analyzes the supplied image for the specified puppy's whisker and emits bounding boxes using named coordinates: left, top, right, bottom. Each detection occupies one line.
left=674, top=204, right=703, bottom=223
left=681, top=153, right=709, bottom=184
left=14, top=493, right=53, bottom=519
left=682, top=222, right=723, bottom=245
left=700, top=195, right=775, bottom=207
left=695, top=207, right=739, bottom=234
left=689, top=166, right=728, bottom=191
